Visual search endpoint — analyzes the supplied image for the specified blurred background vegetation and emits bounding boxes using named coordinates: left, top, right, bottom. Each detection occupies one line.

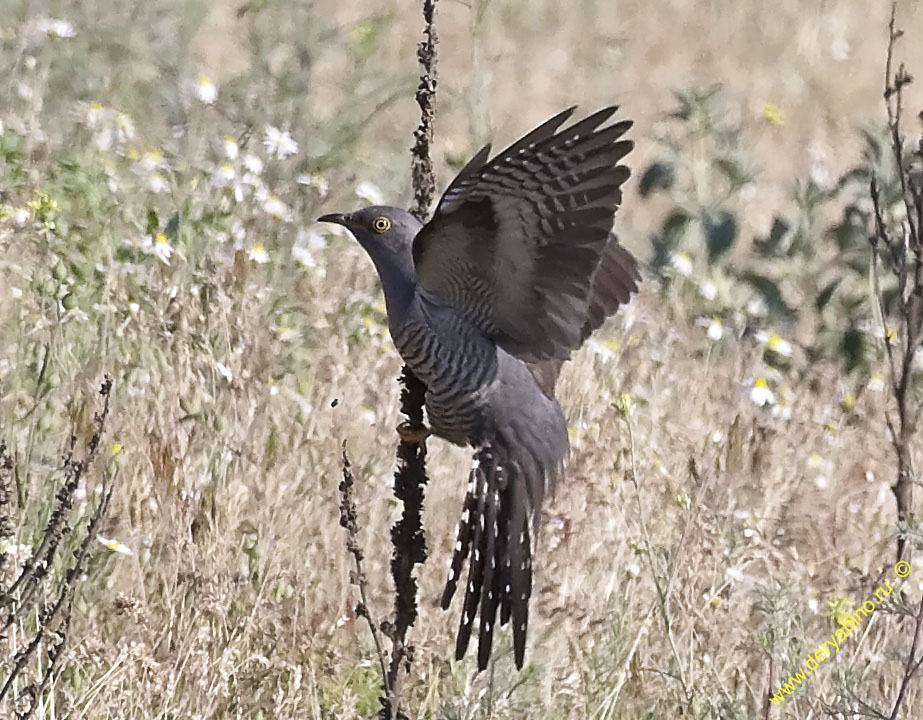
left=2, top=0, right=923, bottom=718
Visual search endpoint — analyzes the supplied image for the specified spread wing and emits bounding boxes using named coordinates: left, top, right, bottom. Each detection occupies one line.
left=412, top=106, right=636, bottom=364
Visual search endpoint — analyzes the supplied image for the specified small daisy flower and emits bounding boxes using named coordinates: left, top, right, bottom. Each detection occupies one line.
left=138, top=149, right=164, bottom=172
left=194, top=76, right=218, bottom=105
left=263, top=126, right=298, bottom=159
left=38, top=18, right=77, bottom=39
left=292, top=244, right=317, bottom=267
left=222, top=135, right=239, bottom=159
left=756, top=331, right=793, bottom=357
left=211, top=162, right=236, bottom=188
left=297, top=173, right=330, bottom=198
left=292, top=226, right=328, bottom=268
left=868, top=375, right=885, bottom=393
left=589, top=337, right=619, bottom=363
left=86, top=102, right=104, bottom=128
left=699, top=279, right=718, bottom=301
left=97, top=536, right=133, bottom=555
left=243, top=153, right=264, bottom=175
left=356, top=180, right=385, bottom=205
left=116, top=113, right=136, bottom=144
left=261, top=194, right=292, bottom=221
left=669, top=252, right=693, bottom=277
left=146, top=173, right=169, bottom=194
left=248, top=243, right=269, bottom=264
left=278, top=326, right=297, bottom=341
left=142, top=233, right=173, bottom=264
left=750, top=377, right=775, bottom=407
left=12, top=207, right=30, bottom=227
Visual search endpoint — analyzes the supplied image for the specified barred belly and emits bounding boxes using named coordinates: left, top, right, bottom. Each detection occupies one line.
left=392, top=299, right=498, bottom=446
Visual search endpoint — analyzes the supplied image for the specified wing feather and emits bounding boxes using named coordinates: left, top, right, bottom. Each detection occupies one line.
left=413, top=107, right=636, bottom=363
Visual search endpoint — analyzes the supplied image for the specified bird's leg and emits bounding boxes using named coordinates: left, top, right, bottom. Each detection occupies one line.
left=396, top=421, right=431, bottom=448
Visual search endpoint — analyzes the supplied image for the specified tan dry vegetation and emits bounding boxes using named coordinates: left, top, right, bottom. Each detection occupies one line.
left=2, top=0, right=923, bottom=718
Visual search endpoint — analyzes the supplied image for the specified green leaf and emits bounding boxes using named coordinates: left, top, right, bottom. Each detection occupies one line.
left=815, top=278, right=842, bottom=311
left=742, top=272, right=797, bottom=321
left=703, top=209, right=736, bottom=263
left=714, top=156, right=754, bottom=189
left=663, top=210, right=692, bottom=243
left=146, top=208, right=159, bottom=236
left=639, top=161, right=675, bottom=198
left=755, top=216, right=791, bottom=258
left=840, top=327, right=866, bottom=375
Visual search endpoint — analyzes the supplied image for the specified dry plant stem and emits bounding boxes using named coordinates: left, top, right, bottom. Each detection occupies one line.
left=378, top=1, right=439, bottom=717
left=872, top=1, right=923, bottom=564
left=762, top=655, right=774, bottom=720
left=338, top=445, right=391, bottom=702
left=0, top=377, right=113, bottom=716
left=870, top=6, right=923, bottom=719
left=0, top=441, right=12, bottom=579
left=409, top=0, right=438, bottom=223
left=621, top=408, right=690, bottom=700
left=889, top=594, right=923, bottom=720
left=385, top=368, right=429, bottom=719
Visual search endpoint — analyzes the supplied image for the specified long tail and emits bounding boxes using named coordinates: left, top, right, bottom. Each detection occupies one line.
left=440, top=445, right=532, bottom=670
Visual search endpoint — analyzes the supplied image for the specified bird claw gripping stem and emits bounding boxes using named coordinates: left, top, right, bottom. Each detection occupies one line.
left=396, top=421, right=431, bottom=448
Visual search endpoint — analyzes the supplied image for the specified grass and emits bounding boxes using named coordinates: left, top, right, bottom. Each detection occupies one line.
left=2, top=0, right=923, bottom=718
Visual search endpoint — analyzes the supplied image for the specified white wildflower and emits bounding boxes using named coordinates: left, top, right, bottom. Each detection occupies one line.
left=85, top=102, right=104, bottom=128
left=750, top=378, right=775, bottom=407
left=261, top=194, right=292, bottom=221
left=699, top=279, right=718, bottom=300
left=194, top=76, right=218, bottom=105
left=263, top=126, right=298, bottom=159
left=146, top=173, right=169, bottom=194
left=138, top=149, right=165, bottom=172
left=142, top=233, right=173, bottom=265
left=243, top=153, right=264, bottom=175
left=706, top=318, right=723, bottom=341
left=211, top=162, right=236, bottom=188
left=297, top=173, right=330, bottom=198
left=756, top=331, right=793, bottom=357
left=292, top=226, right=328, bottom=268
left=356, top=181, right=385, bottom=205
left=222, top=136, right=239, bottom=159
left=97, top=536, right=133, bottom=555
left=248, top=243, right=269, bottom=264
left=12, top=207, right=30, bottom=227
left=115, top=113, right=136, bottom=144
left=588, top=337, right=619, bottom=363
left=38, top=18, right=77, bottom=38
left=670, top=252, right=693, bottom=277
left=216, top=362, right=233, bottom=382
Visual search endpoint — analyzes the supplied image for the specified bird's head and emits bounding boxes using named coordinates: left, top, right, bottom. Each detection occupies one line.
left=317, top=206, right=422, bottom=260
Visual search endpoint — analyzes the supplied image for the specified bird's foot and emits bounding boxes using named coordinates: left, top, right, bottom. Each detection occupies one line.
left=397, top=421, right=431, bottom=447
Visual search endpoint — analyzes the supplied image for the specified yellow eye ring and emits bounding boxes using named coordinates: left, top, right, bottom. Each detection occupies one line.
left=372, top=216, right=391, bottom=233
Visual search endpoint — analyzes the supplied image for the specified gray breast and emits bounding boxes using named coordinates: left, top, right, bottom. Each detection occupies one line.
left=392, top=295, right=498, bottom=443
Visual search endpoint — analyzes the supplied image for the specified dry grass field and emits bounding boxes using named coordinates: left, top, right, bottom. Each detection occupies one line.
left=3, top=1, right=923, bottom=718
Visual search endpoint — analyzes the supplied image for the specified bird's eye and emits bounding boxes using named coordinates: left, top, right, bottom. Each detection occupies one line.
left=372, top=216, right=391, bottom=233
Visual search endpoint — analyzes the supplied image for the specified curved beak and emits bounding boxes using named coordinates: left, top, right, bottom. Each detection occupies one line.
left=317, top=212, right=348, bottom=227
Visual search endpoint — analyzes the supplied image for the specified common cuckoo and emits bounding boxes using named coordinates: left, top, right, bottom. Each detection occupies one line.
left=319, top=106, right=638, bottom=670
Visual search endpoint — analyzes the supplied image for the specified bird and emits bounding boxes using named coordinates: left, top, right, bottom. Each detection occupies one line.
left=319, top=106, right=638, bottom=671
